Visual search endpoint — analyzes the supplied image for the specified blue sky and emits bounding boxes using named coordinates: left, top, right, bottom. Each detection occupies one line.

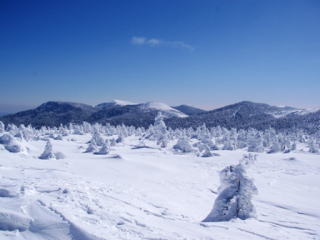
left=0, top=0, right=319, bottom=112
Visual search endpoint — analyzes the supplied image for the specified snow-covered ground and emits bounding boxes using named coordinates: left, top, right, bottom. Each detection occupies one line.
left=0, top=133, right=319, bottom=240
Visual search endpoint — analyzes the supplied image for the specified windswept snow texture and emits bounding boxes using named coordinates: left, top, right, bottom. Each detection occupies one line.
left=0, top=129, right=319, bottom=239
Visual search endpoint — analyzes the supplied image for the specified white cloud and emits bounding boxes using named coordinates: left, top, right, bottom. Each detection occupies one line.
left=131, top=37, right=146, bottom=45
left=131, top=36, right=194, bottom=50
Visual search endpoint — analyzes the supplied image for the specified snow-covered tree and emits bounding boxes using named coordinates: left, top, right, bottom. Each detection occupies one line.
left=90, top=131, right=104, bottom=146
left=0, top=121, right=5, bottom=133
left=200, top=145, right=213, bottom=157
left=116, top=135, right=124, bottom=143
left=203, top=157, right=257, bottom=222
left=308, top=140, right=319, bottom=154
left=268, top=140, right=281, bottom=154
left=247, top=132, right=264, bottom=153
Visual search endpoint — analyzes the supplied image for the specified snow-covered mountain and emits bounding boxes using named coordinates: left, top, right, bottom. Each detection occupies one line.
left=1, top=100, right=319, bottom=133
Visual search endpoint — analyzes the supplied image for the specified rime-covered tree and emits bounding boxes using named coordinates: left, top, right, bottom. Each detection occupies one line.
left=0, top=121, right=5, bottom=133
left=203, top=155, right=257, bottom=222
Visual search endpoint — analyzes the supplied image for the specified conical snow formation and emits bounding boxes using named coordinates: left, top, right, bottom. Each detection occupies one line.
left=203, top=161, right=257, bottom=222
left=39, top=140, right=56, bottom=160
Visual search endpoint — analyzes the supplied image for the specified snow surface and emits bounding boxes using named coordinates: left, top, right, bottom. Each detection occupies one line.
left=139, top=102, right=188, bottom=118
left=0, top=135, right=320, bottom=239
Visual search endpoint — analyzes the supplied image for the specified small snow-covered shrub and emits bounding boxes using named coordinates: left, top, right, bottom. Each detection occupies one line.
left=308, top=140, right=319, bottom=154
left=267, top=141, right=281, bottom=154
left=39, top=140, right=56, bottom=160
left=94, top=141, right=110, bottom=155
left=0, top=133, right=24, bottom=153
left=0, top=133, right=14, bottom=145
left=132, top=140, right=152, bottom=149
left=84, top=139, right=98, bottom=153
left=203, top=156, right=257, bottom=222
left=195, top=143, right=213, bottom=157
left=201, top=146, right=213, bottom=157
left=116, top=135, right=123, bottom=143
left=90, top=132, right=104, bottom=146
left=173, top=138, right=193, bottom=153
left=54, top=134, right=63, bottom=140
left=4, top=142, right=24, bottom=153
left=110, top=138, right=116, bottom=146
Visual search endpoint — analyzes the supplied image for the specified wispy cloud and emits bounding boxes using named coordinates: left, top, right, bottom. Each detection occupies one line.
left=131, top=36, right=194, bottom=51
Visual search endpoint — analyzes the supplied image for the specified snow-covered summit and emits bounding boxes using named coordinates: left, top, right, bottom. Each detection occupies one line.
left=113, top=99, right=137, bottom=106
left=96, top=99, right=137, bottom=109
left=139, top=102, right=188, bottom=118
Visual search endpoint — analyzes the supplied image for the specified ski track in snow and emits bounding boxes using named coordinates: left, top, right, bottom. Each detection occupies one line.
left=0, top=134, right=320, bottom=239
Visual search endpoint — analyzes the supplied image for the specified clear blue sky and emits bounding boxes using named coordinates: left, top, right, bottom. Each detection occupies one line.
left=0, top=0, right=319, bottom=112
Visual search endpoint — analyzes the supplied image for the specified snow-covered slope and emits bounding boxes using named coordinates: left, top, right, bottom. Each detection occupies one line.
left=0, top=132, right=319, bottom=239
left=266, top=106, right=309, bottom=118
left=173, top=105, right=206, bottom=115
left=139, top=102, right=188, bottom=118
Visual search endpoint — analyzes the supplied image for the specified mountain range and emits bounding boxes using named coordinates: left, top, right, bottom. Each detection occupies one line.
left=0, top=100, right=319, bottom=133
